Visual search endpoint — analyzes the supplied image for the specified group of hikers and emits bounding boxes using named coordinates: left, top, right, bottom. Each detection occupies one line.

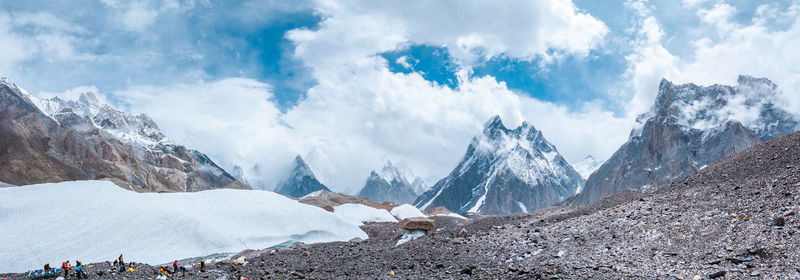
left=157, top=260, right=190, bottom=277
left=34, top=260, right=88, bottom=279
left=33, top=255, right=208, bottom=279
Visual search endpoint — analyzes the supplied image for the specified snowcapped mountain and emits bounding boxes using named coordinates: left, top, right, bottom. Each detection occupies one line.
left=0, top=76, right=245, bottom=191
left=565, top=76, right=799, bottom=206
left=275, top=155, right=331, bottom=198
left=413, top=116, right=584, bottom=215
left=572, top=155, right=604, bottom=181
left=357, top=161, right=419, bottom=204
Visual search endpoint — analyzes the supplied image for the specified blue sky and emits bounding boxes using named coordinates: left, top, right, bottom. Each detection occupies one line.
left=1, top=0, right=799, bottom=193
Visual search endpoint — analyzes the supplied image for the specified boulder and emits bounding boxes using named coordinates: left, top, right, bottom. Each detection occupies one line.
left=231, top=256, right=245, bottom=266
left=400, top=217, right=435, bottom=231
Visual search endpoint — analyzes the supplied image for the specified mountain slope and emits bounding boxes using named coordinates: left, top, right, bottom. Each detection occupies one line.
left=357, top=161, right=418, bottom=204
left=0, top=77, right=245, bottom=191
left=275, top=155, right=331, bottom=198
left=414, top=116, right=584, bottom=215
left=566, top=75, right=798, bottom=205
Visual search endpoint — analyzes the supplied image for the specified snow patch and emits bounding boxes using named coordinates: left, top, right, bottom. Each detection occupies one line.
left=395, top=230, right=426, bottom=246
left=332, top=203, right=398, bottom=226
left=390, top=204, right=425, bottom=220
left=516, top=201, right=528, bottom=213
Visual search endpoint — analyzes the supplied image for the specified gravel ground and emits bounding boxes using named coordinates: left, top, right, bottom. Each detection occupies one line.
left=4, top=132, right=799, bottom=279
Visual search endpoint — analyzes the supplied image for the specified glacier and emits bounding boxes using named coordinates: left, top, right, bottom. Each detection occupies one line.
left=0, top=181, right=376, bottom=273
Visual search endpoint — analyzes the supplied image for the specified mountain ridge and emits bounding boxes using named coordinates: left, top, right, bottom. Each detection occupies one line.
left=565, top=75, right=798, bottom=205
left=414, top=115, right=584, bottom=215
left=0, top=76, right=246, bottom=191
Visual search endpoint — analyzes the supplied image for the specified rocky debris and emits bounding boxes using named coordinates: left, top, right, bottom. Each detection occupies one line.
left=231, top=256, right=245, bottom=266
left=459, top=228, right=468, bottom=238
left=400, top=217, right=435, bottom=231
left=773, top=216, right=786, bottom=226
left=709, top=270, right=726, bottom=278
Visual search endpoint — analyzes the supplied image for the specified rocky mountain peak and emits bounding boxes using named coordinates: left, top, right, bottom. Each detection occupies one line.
left=358, top=160, right=420, bottom=204
left=276, top=155, right=330, bottom=198
left=414, top=116, right=583, bottom=215
left=77, top=92, right=101, bottom=106
left=567, top=75, right=798, bottom=206
left=0, top=76, right=245, bottom=192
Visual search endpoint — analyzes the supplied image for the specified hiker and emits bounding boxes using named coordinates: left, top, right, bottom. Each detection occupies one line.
left=159, top=267, right=171, bottom=277
left=75, top=260, right=87, bottom=279
left=173, top=260, right=178, bottom=275
left=61, top=260, right=71, bottom=278
left=200, top=259, right=206, bottom=272
left=118, top=254, right=125, bottom=272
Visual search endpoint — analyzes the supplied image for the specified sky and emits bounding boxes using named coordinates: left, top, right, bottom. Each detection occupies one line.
left=1, top=0, right=799, bottom=194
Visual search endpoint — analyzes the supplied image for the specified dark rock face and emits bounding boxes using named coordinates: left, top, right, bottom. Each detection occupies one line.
left=358, top=161, right=418, bottom=204
left=566, top=76, right=798, bottom=206
left=275, top=155, right=331, bottom=198
left=414, top=116, right=583, bottom=215
left=0, top=77, right=245, bottom=191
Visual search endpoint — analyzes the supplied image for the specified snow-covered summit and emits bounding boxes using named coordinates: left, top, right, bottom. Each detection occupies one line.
left=634, top=75, right=798, bottom=140
left=414, top=115, right=584, bottom=215
left=33, top=91, right=169, bottom=147
left=0, top=76, right=243, bottom=192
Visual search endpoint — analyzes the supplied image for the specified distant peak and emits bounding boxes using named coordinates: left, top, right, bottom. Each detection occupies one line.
left=292, top=155, right=310, bottom=170
left=0, top=76, right=14, bottom=87
left=293, top=155, right=306, bottom=164
left=737, top=75, right=777, bottom=90
left=78, top=92, right=100, bottom=105
left=483, top=115, right=505, bottom=129
left=482, top=115, right=509, bottom=137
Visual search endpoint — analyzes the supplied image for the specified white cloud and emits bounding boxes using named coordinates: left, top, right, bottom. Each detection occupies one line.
left=621, top=0, right=800, bottom=133
left=0, top=11, right=98, bottom=80
left=96, top=0, right=621, bottom=194
left=290, top=0, right=608, bottom=67
left=100, top=0, right=160, bottom=32
left=0, top=13, right=33, bottom=75
left=620, top=0, right=679, bottom=118
left=38, top=85, right=102, bottom=102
